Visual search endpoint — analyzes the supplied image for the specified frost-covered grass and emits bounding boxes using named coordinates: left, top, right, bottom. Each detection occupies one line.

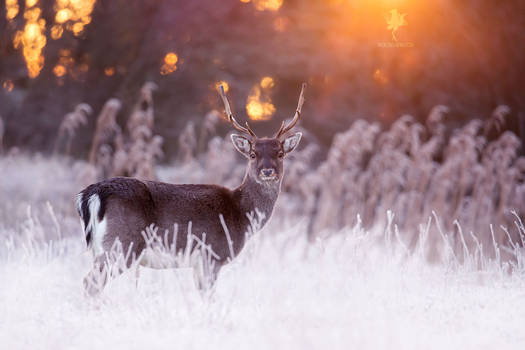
left=2, top=222, right=525, bottom=349
left=1, top=155, right=525, bottom=350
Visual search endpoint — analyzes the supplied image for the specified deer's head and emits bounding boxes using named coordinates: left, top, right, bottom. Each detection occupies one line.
left=219, top=83, right=306, bottom=185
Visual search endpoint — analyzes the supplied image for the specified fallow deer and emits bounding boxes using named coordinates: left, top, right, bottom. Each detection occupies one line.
left=77, top=83, right=306, bottom=295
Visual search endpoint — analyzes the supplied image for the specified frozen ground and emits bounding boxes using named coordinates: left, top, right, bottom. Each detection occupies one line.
left=0, top=155, right=524, bottom=350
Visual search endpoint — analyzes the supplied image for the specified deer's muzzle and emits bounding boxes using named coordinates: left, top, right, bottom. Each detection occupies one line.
left=259, top=168, right=277, bottom=181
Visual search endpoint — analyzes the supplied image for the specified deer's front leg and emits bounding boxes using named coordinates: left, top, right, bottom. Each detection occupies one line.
left=83, top=255, right=111, bottom=296
left=191, top=250, right=222, bottom=293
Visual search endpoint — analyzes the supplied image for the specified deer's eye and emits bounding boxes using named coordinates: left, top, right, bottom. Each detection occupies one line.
left=278, top=151, right=284, bottom=158
left=250, top=152, right=256, bottom=159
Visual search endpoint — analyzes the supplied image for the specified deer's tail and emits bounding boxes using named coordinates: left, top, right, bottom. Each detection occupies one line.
left=76, top=190, right=105, bottom=251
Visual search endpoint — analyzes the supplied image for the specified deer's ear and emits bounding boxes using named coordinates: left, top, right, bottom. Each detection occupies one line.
left=231, top=134, right=252, bottom=157
left=282, top=132, right=302, bottom=155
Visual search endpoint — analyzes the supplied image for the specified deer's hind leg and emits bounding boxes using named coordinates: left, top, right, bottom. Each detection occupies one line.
left=83, top=237, right=144, bottom=296
left=83, top=254, right=111, bottom=296
left=79, top=190, right=148, bottom=296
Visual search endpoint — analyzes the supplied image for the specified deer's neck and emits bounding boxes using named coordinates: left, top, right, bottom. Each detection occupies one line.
left=234, top=173, right=281, bottom=228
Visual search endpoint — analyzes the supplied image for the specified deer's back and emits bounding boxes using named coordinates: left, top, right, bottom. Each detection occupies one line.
left=77, top=177, right=245, bottom=262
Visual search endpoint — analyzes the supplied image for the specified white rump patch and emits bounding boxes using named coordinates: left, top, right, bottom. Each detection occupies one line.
left=76, top=193, right=83, bottom=216
left=86, top=194, right=107, bottom=256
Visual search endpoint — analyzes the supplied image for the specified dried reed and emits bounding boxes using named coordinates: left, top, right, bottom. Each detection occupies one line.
left=54, top=103, right=92, bottom=156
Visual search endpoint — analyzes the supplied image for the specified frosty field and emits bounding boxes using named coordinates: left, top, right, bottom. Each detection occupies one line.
left=2, top=0, right=523, bottom=348
left=1, top=155, right=524, bottom=350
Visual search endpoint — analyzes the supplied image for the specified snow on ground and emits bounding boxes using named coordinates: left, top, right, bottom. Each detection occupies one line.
left=1, top=155, right=524, bottom=349
left=2, top=223, right=524, bottom=350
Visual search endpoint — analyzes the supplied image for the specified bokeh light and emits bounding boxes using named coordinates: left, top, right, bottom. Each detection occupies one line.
left=13, top=1, right=47, bottom=78
left=160, top=52, right=178, bottom=75
left=5, top=0, right=20, bottom=22
left=246, top=77, right=276, bottom=121
left=373, top=69, right=388, bottom=85
left=215, top=81, right=229, bottom=93
left=2, top=80, right=14, bottom=92
left=240, top=0, right=283, bottom=12
left=104, top=67, right=115, bottom=76
left=53, top=0, right=96, bottom=38
left=50, top=24, right=64, bottom=39
left=53, top=64, right=66, bottom=77
left=260, top=76, right=275, bottom=89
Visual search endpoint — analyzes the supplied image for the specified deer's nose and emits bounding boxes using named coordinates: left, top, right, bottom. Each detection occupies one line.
left=261, top=168, right=275, bottom=177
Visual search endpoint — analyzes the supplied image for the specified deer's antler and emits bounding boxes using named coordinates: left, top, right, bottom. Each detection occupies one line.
left=275, top=83, right=306, bottom=139
left=218, top=85, right=256, bottom=138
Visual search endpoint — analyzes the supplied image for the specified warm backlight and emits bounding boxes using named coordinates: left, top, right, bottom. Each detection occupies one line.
left=241, top=0, right=283, bottom=12
left=246, top=77, right=276, bottom=121
left=52, top=0, right=96, bottom=39
left=215, top=81, right=229, bottom=93
left=13, top=1, right=46, bottom=78
left=5, top=0, right=19, bottom=21
left=160, top=52, right=178, bottom=75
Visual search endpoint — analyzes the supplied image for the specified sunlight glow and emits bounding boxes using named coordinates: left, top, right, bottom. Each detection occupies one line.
left=273, top=16, right=289, bottom=32
left=160, top=52, right=178, bottom=75
left=241, top=0, right=283, bottom=12
left=5, top=0, right=19, bottom=21
left=13, top=1, right=46, bottom=78
left=260, top=76, right=275, bottom=89
left=255, top=0, right=283, bottom=11
left=53, top=0, right=96, bottom=38
left=246, top=77, right=276, bottom=121
left=50, top=24, right=64, bottom=39
left=51, top=49, right=77, bottom=79
left=55, top=8, right=72, bottom=23
left=53, top=64, right=66, bottom=77
left=2, top=80, right=14, bottom=92
left=215, top=81, right=229, bottom=93
left=104, top=67, right=115, bottom=76
left=373, top=69, right=388, bottom=85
